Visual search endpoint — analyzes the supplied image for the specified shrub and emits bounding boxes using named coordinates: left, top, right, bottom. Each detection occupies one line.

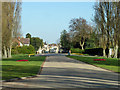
left=70, top=48, right=84, bottom=53
left=12, top=45, right=35, bottom=55
left=11, top=49, right=19, bottom=55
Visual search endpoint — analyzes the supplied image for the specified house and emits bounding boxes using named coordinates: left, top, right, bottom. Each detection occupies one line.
left=37, top=43, right=49, bottom=53
left=12, top=37, right=30, bottom=47
left=48, top=44, right=59, bottom=53
left=37, top=43, right=60, bottom=54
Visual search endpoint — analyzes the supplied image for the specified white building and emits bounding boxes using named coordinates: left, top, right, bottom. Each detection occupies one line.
left=37, top=43, right=60, bottom=54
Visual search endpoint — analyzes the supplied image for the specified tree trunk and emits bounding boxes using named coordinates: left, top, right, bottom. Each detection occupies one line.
left=108, top=48, right=111, bottom=58
left=114, top=44, right=118, bottom=58
left=3, top=46, right=7, bottom=58
left=7, top=46, right=12, bottom=58
left=9, top=45, right=12, bottom=58
left=103, top=48, right=106, bottom=57
left=9, top=47, right=12, bottom=58
left=80, top=41, right=84, bottom=50
left=7, top=47, right=9, bottom=58
left=81, top=45, right=84, bottom=50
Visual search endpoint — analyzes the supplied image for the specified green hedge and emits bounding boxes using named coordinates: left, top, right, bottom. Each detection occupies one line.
left=12, top=45, right=35, bottom=54
left=118, top=48, right=120, bottom=58
left=84, top=48, right=103, bottom=56
left=70, top=48, right=84, bottom=53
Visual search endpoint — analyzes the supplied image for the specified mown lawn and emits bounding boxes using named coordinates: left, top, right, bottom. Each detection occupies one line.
left=67, top=56, right=120, bottom=73
left=2, top=54, right=46, bottom=80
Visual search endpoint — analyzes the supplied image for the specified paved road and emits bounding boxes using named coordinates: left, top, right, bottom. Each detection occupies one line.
left=35, top=53, right=68, bottom=56
left=2, top=56, right=119, bottom=89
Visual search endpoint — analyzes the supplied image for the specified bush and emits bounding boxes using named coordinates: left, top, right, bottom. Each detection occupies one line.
left=70, top=48, right=84, bottom=53
left=84, top=48, right=103, bottom=56
left=12, top=45, right=35, bottom=55
left=11, top=49, right=19, bottom=55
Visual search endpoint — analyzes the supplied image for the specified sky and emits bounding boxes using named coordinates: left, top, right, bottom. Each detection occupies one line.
left=22, top=2, right=95, bottom=44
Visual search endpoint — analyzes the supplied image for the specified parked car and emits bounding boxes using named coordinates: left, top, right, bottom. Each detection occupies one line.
left=62, top=50, right=69, bottom=53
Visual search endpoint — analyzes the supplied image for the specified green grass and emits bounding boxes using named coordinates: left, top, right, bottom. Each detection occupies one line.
left=2, top=54, right=46, bottom=80
left=67, top=56, right=120, bottom=73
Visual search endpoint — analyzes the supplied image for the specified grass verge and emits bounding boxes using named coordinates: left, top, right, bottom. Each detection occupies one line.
left=2, top=54, right=46, bottom=80
left=67, top=56, right=120, bottom=73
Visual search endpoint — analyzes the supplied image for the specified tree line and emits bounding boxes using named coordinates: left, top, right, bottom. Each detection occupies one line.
left=60, top=2, right=120, bottom=58
left=26, top=33, right=43, bottom=51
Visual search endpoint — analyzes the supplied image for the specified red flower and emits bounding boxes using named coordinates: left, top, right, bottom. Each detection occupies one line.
left=16, top=60, right=28, bottom=62
left=93, top=59, right=106, bottom=61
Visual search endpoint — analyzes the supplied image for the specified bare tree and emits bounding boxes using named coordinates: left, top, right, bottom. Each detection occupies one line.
left=69, top=17, right=92, bottom=50
left=94, top=2, right=107, bottom=57
left=94, top=2, right=115, bottom=57
left=112, top=2, right=120, bottom=58
left=13, top=2, right=22, bottom=38
left=2, top=1, right=22, bottom=58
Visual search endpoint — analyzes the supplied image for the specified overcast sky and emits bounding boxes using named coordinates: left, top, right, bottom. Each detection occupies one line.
left=22, top=2, right=95, bottom=44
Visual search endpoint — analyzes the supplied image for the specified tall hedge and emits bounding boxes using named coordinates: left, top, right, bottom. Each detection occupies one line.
left=12, top=45, right=35, bottom=54
left=84, top=48, right=103, bottom=56
left=118, top=48, right=120, bottom=58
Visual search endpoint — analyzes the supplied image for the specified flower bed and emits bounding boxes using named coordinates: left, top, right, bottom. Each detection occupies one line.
left=16, top=60, right=28, bottom=62
left=93, top=59, right=106, bottom=61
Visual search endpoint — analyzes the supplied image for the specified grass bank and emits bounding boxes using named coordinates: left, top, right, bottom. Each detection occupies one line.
left=67, top=56, right=120, bottom=73
left=2, top=54, right=46, bottom=80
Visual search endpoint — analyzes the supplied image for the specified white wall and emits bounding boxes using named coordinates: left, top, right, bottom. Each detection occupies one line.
left=20, top=42, right=23, bottom=46
left=24, top=44, right=29, bottom=46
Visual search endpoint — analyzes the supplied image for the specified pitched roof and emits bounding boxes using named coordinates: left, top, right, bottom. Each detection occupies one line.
left=12, top=38, right=20, bottom=46
left=12, top=37, right=30, bottom=45
left=19, top=38, right=30, bottom=44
